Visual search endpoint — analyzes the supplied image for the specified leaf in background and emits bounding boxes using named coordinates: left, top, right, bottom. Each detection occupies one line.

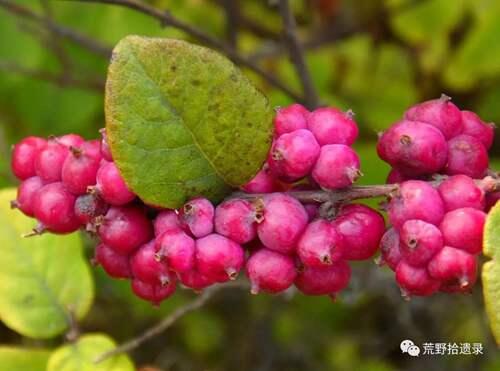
left=482, top=201, right=500, bottom=345
left=47, top=334, right=134, bottom=371
left=0, top=346, right=51, bottom=371
left=0, top=188, right=93, bottom=339
left=106, top=36, right=273, bottom=208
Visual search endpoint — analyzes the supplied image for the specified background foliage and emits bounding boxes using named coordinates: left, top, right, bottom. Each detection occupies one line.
left=0, top=0, right=499, bottom=370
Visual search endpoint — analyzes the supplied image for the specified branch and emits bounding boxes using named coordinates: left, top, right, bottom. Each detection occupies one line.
left=0, top=0, right=111, bottom=57
left=221, top=0, right=239, bottom=48
left=278, top=0, right=319, bottom=109
left=94, top=281, right=246, bottom=363
left=69, top=0, right=304, bottom=103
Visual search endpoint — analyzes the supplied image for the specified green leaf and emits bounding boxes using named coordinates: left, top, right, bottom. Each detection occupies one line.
left=482, top=202, right=500, bottom=345
left=105, top=36, right=273, bottom=208
left=0, top=188, right=94, bottom=339
left=47, top=334, right=134, bottom=371
left=0, top=346, right=50, bottom=371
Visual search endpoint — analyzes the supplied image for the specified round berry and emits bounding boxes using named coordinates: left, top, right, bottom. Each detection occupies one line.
left=62, top=149, right=100, bottom=195
left=295, top=260, right=351, bottom=297
left=214, top=199, right=258, bottom=244
left=131, top=278, right=176, bottom=305
left=95, top=161, right=136, bottom=206
left=130, top=240, right=173, bottom=286
left=241, top=164, right=281, bottom=194
left=445, top=134, right=488, bottom=178
left=312, top=144, right=361, bottom=189
left=438, top=175, right=485, bottom=211
left=155, top=228, right=195, bottom=273
left=35, top=139, right=69, bottom=183
left=395, top=261, right=440, bottom=297
left=179, top=197, right=214, bottom=238
left=57, top=134, right=85, bottom=148
left=178, top=269, right=214, bottom=291
left=11, top=136, right=46, bottom=180
left=13, top=176, right=44, bottom=217
left=94, top=243, right=131, bottom=279
left=399, top=220, right=443, bottom=267
left=153, top=210, right=180, bottom=236
left=307, top=107, right=358, bottom=146
left=273, top=103, right=309, bottom=137
left=297, top=219, right=344, bottom=267
left=439, top=208, right=486, bottom=255
left=461, top=110, right=495, bottom=150
left=428, top=246, right=477, bottom=292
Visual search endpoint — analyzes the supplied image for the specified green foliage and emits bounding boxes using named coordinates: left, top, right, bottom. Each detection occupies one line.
left=0, top=188, right=93, bottom=339
left=47, top=334, right=134, bottom=371
left=0, top=346, right=50, bottom=371
left=106, top=36, right=273, bottom=208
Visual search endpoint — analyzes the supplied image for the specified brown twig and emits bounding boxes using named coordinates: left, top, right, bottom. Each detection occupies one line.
left=221, top=0, right=239, bottom=48
left=278, top=0, right=319, bottom=109
left=94, top=281, right=246, bottom=363
left=68, top=0, right=304, bottom=103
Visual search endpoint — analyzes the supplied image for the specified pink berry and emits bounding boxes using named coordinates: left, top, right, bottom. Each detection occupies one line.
left=98, top=205, right=153, bottom=254
left=74, top=193, right=108, bottom=225
left=295, top=260, right=351, bottom=297
left=273, top=103, right=309, bottom=137
left=439, top=208, right=486, bottom=255
left=79, top=140, right=102, bottom=161
left=399, top=220, right=443, bottom=267
left=13, top=176, right=44, bottom=217
left=241, top=164, right=281, bottom=193
left=428, top=246, right=477, bottom=291
left=195, top=234, right=245, bottom=282
left=179, top=197, right=214, bottom=238
left=246, top=248, right=297, bottom=294
left=388, top=180, right=445, bottom=228
left=155, top=229, right=195, bottom=273
left=95, top=161, right=136, bottom=206
left=130, top=240, right=173, bottom=286
left=100, top=128, right=113, bottom=161
left=178, top=269, right=214, bottom=291
left=297, top=219, right=344, bottom=267
left=379, top=227, right=402, bottom=271
left=214, top=199, right=258, bottom=244
left=57, top=134, right=85, bottom=148
left=438, top=175, right=484, bottom=211
left=445, top=134, right=488, bottom=178
left=395, top=261, right=440, bottom=297
left=11, top=136, right=46, bottom=180
left=334, top=204, right=385, bottom=260
left=307, top=107, right=358, bottom=146
left=94, top=243, right=131, bottom=279
left=257, top=193, right=308, bottom=254
left=153, top=210, right=180, bottom=236
left=268, top=129, right=320, bottom=182
left=62, top=149, right=100, bottom=195
left=461, top=110, right=495, bottom=149
left=377, top=120, right=447, bottom=176
left=35, top=139, right=69, bottom=183
left=131, top=278, right=176, bottom=305
left=33, top=182, right=80, bottom=234
left=312, top=144, right=361, bottom=189
left=404, top=95, right=463, bottom=139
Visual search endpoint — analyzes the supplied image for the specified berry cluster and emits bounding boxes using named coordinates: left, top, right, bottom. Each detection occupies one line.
left=377, top=96, right=497, bottom=297
left=378, top=94, right=494, bottom=182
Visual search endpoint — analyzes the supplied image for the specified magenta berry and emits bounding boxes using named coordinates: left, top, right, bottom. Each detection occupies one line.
left=428, top=246, right=477, bottom=291
left=241, top=165, right=281, bottom=193
left=32, top=182, right=80, bottom=234
left=379, top=227, right=402, bottom=271
left=13, top=176, right=44, bottom=217
left=377, top=120, right=447, bottom=176
left=312, top=144, right=361, bottom=189
left=268, top=129, right=320, bottom=182
left=195, top=234, right=244, bottom=282
left=395, top=261, right=440, bottom=297
left=100, top=128, right=113, bottom=161
left=438, top=175, right=484, bottom=211
left=130, top=240, right=173, bottom=286
left=295, top=260, right=351, bottom=297
left=178, top=269, right=214, bottom=291
left=79, top=140, right=102, bottom=161
left=155, top=229, right=195, bottom=273
left=35, top=139, right=69, bottom=183
left=404, top=95, right=463, bottom=139
left=57, top=134, right=85, bottom=148
left=445, top=134, right=489, bottom=178
left=273, top=103, right=309, bottom=137
left=62, top=149, right=100, bottom=195
left=131, top=278, right=176, bottom=305
left=98, top=205, right=153, bottom=254
left=388, top=180, right=445, bottom=228
left=95, top=161, right=136, bottom=206
left=257, top=193, right=308, bottom=254
left=461, top=110, right=495, bottom=149
left=307, top=107, right=358, bottom=146
left=179, top=197, right=214, bottom=238
left=153, top=210, right=180, bottom=236
left=246, top=248, right=297, bottom=294
left=399, top=220, right=443, bottom=267
left=334, top=204, right=385, bottom=260
left=386, top=168, right=412, bottom=184
left=11, top=136, right=46, bottom=180
left=439, top=208, right=486, bottom=255
left=74, top=193, right=108, bottom=225
left=297, top=219, right=344, bottom=267
left=94, top=243, right=131, bottom=279
left=214, top=199, right=258, bottom=244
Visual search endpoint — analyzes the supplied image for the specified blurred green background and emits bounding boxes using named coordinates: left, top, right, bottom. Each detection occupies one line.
left=0, top=0, right=499, bottom=370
